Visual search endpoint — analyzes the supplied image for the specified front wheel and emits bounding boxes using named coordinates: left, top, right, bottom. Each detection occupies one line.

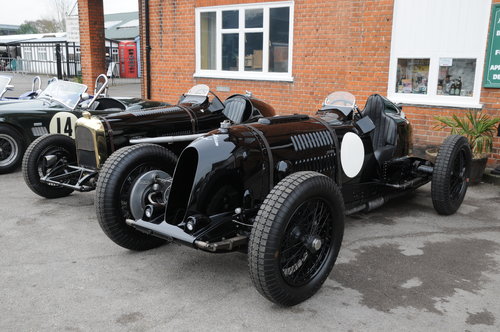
left=22, top=134, right=76, bottom=198
left=431, top=135, right=472, bottom=215
left=0, top=125, right=25, bottom=174
left=248, top=171, right=345, bottom=306
left=95, top=144, right=177, bottom=251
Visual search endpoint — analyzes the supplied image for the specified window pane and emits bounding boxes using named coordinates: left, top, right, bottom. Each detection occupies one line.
left=269, top=7, right=290, bottom=73
left=200, top=12, right=216, bottom=70
left=245, top=9, right=263, bottom=28
left=437, top=59, right=476, bottom=97
left=245, top=33, right=263, bottom=71
left=396, top=59, right=430, bottom=94
left=222, top=10, right=238, bottom=29
left=222, top=33, right=239, bottom=71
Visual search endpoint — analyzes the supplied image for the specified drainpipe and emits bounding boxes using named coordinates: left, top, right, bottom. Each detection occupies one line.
left=144, top=0, right=152, bottom=99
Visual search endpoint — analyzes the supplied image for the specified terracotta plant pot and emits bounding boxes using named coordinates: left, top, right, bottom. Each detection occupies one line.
left=469, top=157, right=488, bottom=185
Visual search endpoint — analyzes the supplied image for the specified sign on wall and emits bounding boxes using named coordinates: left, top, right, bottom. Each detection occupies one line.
left=66, top=16, right=80, bottom=44
left=484, top=4, right=500, bottom=88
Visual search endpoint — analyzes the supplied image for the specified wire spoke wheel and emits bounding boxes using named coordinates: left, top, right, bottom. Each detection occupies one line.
left=431, top=135, right=472, bottom=215
left=249, top=171, right=344, bottom=306
left=449, top=148, right=467, bottom=201
left=280, top=199, right=333, bottom=287
left=22, top=134, right=76, bottom=198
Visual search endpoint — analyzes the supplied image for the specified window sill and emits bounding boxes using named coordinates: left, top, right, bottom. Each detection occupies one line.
left=194, top=71, right=294, bottom=82
left=388, top=96, right=483, bottom=110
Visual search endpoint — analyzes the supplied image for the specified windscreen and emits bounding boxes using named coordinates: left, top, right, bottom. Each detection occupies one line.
left=322, top=91, right=356, bottom=116
left=180, top=84, right=210, bottom=104
left=38, top=80, right=87, bottom=109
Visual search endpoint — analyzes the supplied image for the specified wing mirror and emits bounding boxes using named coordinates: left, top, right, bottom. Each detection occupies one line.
left=5, top=84, right=14, bottom=91
left=81, top=92, right=90, bottom=101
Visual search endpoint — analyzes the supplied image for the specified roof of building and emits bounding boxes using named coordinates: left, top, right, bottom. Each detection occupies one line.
left=0, top=33, right=66, bottom=45
left=104, top=12, right=139, bottom=40
left=0, top=24, right=20, bottom=31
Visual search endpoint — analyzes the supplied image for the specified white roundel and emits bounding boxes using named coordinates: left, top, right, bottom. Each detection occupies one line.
left=49, top=112, right=79, bottom=138
left=340, top=132, right=365, bottom=178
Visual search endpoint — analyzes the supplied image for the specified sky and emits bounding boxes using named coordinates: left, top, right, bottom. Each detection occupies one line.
left=0, top=0, right=139, bottom=26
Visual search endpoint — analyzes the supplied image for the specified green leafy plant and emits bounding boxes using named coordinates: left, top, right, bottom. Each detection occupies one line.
left=435, top=110, right=500, bottom=158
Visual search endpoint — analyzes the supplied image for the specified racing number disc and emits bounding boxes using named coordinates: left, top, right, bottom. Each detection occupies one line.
left=49, top=112, right=79, bottom=138
left=340, top=132, right=364, bottom=178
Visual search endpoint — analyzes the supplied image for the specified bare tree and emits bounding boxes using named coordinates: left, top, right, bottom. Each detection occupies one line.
left=50, top=0, right=72, bottom=31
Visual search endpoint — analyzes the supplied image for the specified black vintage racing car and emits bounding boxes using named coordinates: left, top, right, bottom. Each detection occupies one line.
left=22, top=84, right=276, bottom=208
left=99, top=91, right=472, bottom=306
left=0, top=74, right=169, bottom=174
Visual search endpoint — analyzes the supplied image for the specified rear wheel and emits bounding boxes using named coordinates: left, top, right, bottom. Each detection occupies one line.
left=96, top=144, right=177, bottom=251
left=431, top=135, right=472, bottom=215
left=0, top=125, right=24, bottom=174
left=248, top=171, right=344, bottom=306
left=22, top=134, right=76, bottom=198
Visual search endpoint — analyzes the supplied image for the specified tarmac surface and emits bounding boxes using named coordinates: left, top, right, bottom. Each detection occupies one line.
left=1, top=72, right=500, bottom=330
left=0, top=169, right=499, bottom=331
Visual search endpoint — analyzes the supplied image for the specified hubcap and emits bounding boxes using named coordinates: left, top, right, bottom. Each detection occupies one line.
left=129, top=170, right=172, bottom=220
left=0, top=134, right=18, bottom=167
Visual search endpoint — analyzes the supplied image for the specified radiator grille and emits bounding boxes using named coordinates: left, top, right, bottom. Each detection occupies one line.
left=75, top=126, right=97, bottom=169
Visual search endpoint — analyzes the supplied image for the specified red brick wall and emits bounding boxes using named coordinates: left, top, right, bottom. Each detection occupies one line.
left=141, top=0, right=500, bottom=166
left=78, top=0, right=106, bottom=88
left=143, top=0, right=394, bottom=110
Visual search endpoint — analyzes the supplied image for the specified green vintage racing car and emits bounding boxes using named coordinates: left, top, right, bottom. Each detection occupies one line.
left=0, top=74, right=169, bottom=174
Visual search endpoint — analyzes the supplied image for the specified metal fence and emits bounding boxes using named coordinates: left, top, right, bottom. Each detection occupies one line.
left=0, top=42, right=81, bottom=78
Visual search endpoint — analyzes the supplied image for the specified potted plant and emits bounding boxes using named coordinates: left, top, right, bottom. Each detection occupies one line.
left=434, top=110, right=500, bottom=184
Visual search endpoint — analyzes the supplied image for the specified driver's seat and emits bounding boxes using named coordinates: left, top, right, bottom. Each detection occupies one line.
left=362, top=94, right=398, bottom=165
left=223, top=96, right=251, bottom=124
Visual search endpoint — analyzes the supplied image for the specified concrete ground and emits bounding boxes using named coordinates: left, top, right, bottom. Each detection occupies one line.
left=1, top=72, right=500, bottom=329
left=0, top=168, right=499, bottom=331
left=2, top=73, right=141, bottom=98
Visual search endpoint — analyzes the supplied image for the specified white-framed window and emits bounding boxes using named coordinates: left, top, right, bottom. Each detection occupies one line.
left=23, top=48, right=33, bottom=60
left=195, top=1, right=294, bottom=82
left=388, top=0, right=491, bottom=108
left=38, top=48, right=48, bottom=61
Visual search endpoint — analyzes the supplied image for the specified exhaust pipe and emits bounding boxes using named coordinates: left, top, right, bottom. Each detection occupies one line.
left=130, top=133, right=204, bottom=144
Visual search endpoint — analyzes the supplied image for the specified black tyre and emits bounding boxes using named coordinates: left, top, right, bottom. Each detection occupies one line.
left=248, top=171, right=344, bottom=306
left=22, top=134, right=76, bottom=198
left=0, top=125, right=25, bottom=174
left=431, top=135, right=472, bottom=215
left=96, top=144, right=177, bottom=251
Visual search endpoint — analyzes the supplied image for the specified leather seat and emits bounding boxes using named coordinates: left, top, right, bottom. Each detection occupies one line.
left=362, top=94, right=398, bottom=164
left=223, top=96, right=250, bottom=124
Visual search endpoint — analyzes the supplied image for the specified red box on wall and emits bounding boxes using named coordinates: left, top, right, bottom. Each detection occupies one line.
left=118, top=41, right=138, bottom=78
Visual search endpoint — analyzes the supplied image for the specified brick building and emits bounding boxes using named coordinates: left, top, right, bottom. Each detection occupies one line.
left=78, top=0, right=500, bottom=166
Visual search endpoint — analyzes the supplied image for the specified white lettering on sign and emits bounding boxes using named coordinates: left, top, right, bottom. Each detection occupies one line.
left=495, top=50, right=500, bottom=55
left=490, top=65, right=500, bottom=70
left=494, top=74, right=500, bottom=80
left=497, top=30, right=500, bottom=36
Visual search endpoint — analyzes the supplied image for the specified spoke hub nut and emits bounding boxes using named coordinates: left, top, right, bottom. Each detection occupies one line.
left=312, top=238, right=322, bottom=251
